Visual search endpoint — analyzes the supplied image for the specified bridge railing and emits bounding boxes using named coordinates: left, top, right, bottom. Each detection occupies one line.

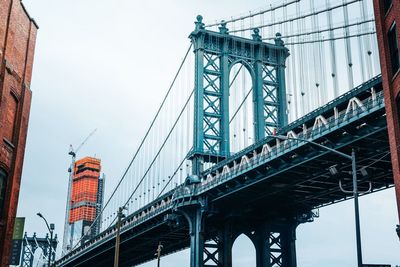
left=187, top=80, right=384, bottom=196
left=57, top=192, right=176, bottom=265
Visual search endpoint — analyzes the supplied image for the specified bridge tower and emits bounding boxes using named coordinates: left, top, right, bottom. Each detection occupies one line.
left=184, top=16, right=293, bottom=267
left=189, top=15, right=289, bottom=175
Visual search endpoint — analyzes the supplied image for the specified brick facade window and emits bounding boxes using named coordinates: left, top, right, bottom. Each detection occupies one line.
left=388, top=22, right=400, bottom=77
left=0, top=169, right=7, bottom=219
left=397, top=94, right=400, bottom=128
left=384, top=0, right=393, bottom=14
left=4, top=92, right=18, bottom=143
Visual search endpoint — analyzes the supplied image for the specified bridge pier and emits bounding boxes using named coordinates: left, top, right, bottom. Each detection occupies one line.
left=180, top=201, right=298, bottom=267
left=251, top=221, right=297, bottom=267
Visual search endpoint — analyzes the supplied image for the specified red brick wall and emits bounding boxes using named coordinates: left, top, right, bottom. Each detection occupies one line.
left=0, top=0, right=37, bottom=265
left=373, top=0, right=400, bottom=222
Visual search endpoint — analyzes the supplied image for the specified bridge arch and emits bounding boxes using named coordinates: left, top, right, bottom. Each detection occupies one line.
left=232, top=233, right=256, bottom=267
left=229, top=61, right=255, bottom=153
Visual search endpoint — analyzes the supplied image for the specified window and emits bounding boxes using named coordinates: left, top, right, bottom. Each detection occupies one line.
left=397, top=95, right=400, bottom=128
left=384, top=0, right=393, bottom=14
left=4, top=92, right=18, bottom=143
left=0, top=169, right=7, bottom=219
left=388, top=23, right=400, bottom=77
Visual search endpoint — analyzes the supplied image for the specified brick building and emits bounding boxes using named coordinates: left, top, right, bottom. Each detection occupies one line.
left=373, top=0, right=400, bottom=236
left=63, top=157, right=105, bottom=252
left=0, top=0, right=38, bottom=265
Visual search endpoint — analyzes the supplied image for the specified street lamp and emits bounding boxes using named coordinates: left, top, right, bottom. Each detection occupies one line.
left=267, top=135, right=364, bottom=267
left=155, top=242, right=163, bottom=267
left=37, top=212, right=55, bottom=267
left=114, top=207, right=126, bottom=267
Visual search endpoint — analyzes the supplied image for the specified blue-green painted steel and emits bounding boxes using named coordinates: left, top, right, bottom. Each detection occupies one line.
left=55, top=76, right=391, bottom=267
left=189, top=16, right=289, bottom=174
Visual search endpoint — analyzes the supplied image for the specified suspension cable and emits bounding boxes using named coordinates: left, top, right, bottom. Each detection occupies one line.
left=285, top=31, right=375, bottom=45
left=262, top=18, right=374, bottom=40
left=157, top=149, right=193, bottom=198
left=230, top=88, right=253, bottom=124
left=205, top=0, right=300, bottom=27
left=230, top=0, right=362, bottom=33
left=68, top=44, right=193, bottom=253
left=104, top=89, right=196, bottom=230
left=121, top=88, right=195, bottom=210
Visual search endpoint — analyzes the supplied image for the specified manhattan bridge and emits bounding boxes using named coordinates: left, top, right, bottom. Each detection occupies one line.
left=56, top=0, right=393, bottom=266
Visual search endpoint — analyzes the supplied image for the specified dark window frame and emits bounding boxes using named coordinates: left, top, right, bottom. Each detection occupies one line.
left=384, top=0, right=393, bottom=15
left=9, top=91, right=19, bottom=144
left=388, top=22, right=400, bottom=77
left=0, top=168, right=7, bottom=219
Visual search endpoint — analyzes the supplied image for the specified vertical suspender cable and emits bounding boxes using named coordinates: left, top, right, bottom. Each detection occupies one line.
left=303, top=18, right=311, bottom=112
left=297, top=1, right=306, bottom=116
left=357, top=23, right=366, bottom=84
left=342, top=0, right=354, bottom=90
left=283, top=0, right=291, bottom=121
left=320, top=38, right=327, bottom=104
left=290, top=20, right=299, bottom=120
left=326, top=0, right=339, bottom=98
left=310, top=0, right=321, bottom=107
left=241, top=19, right=245, bottom=150
left=360, top=0, right=372, bottom=79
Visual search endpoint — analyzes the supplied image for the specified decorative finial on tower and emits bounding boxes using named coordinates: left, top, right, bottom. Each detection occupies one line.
left=219, top=20, right=229, bottom=34
left=252, top=28, right=262, bottom=42
left=195, top=15, right=205, bottom=31
left=275, top=32, right=284, bottom=46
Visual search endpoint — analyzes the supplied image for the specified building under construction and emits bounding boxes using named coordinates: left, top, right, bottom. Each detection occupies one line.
left=63, top=157, right=105, bottom=252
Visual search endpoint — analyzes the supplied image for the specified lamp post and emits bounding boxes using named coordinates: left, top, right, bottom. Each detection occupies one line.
left=156, top=242, right=163, bottom=267
left=37, top=212, right=55, bottom=267
left=114, top=207, right=126, bottom=267
left=267, top=135, right=363, bottom=267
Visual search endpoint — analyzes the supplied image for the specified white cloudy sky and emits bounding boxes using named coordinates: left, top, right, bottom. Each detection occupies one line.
left=16, top=0, right=400, bottom=266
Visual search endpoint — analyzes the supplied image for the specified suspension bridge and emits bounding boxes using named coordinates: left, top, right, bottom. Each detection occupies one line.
left=55, top=0, right=394, bottom=266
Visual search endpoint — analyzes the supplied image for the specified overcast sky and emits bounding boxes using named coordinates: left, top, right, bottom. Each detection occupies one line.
left=16, top=0, right=400, bottom=266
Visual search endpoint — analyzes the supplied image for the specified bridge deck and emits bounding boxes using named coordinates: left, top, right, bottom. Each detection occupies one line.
left=56, top=76, right=394, bottom=267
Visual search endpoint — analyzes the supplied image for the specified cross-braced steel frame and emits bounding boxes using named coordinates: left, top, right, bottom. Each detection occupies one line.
left=21, top=232, right=58, bottom=267
left=189, top=16, right=289, bottom=174
left=179, top=200, right=299, bottom=267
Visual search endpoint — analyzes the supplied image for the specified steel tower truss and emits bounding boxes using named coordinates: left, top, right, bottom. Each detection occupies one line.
left=189, top=16, right=289, bottom=174
left=20, top=232, right=58, bottom=267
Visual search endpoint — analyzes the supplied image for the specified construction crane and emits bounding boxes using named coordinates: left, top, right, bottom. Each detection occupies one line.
left=67, top=129, right=97, bottom=171
left=62, top=128, right=97, bottom=255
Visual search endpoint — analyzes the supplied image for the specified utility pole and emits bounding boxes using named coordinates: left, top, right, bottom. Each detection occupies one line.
left=156, top=242, right=163, bottom=267
left=114, top=207, right=124, bottom=267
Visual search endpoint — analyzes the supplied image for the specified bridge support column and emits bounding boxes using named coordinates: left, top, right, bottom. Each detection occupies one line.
left=252, top=221, right=297, bottom=267
left=202, top=225, right=234, bottom=267
left=187, top=207, right=205, bottom=267
left=182, top=206, right=235, bottom=267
